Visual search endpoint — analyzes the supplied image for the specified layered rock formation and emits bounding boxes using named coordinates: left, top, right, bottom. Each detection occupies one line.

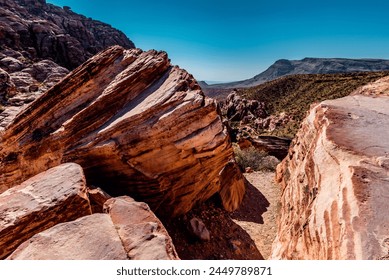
left=1, top=164, right=178, bottom=260
left=0, top=46, right=245, bottom=217
left=272, top=94, right=389, bottom=259
left=0, top=0, right=135, bottom=129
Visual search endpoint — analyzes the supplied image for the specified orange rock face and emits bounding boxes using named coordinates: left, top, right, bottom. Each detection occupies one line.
left=0, top=46, right=245, bottom=216
left=0, top=163, right=91, bottom=259
left=272, top=94, right=389, bottom=259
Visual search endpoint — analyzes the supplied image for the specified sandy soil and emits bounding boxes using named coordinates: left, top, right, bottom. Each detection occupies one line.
left=161, top=171, right=281, bottom=260
left=232, top=171, right=281, bottom=259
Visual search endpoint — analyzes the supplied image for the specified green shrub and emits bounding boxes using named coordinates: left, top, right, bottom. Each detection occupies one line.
left=233, top=145, right=280, bottom=172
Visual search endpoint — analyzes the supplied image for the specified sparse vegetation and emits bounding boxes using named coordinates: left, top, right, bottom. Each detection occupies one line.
left=236, top=71, right=389, bottom=137
left=233, top=144, right=280, bottom=172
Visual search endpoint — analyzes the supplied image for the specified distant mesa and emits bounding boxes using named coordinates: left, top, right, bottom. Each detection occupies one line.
left=202, top=58, right=389, bottom=89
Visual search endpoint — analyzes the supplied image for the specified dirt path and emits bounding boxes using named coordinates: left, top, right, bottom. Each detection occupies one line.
left=161, top=171, right=281, bottom=260
left=232, top=171, right=281, bottom=259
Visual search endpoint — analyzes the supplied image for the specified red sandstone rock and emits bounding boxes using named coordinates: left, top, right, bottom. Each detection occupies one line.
left=0, top=163, right=91, bottom=259
left=104, top=196, right=179, bottom=260
left=0, top=46, right=245, bottom=216
left=272, top=94, right=389, bottom=260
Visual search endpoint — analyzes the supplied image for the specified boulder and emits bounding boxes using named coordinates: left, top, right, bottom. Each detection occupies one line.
left=238, top=136, right=291, bottom=160
left=272, top=95, right=389, bottom=259
left=0, top=46, right=245, bottom=216
left=104, top=196, right=179, bottom=260
left=7, top=214, right=127, bottom=260
left=0, top=163, right=91, bottom=259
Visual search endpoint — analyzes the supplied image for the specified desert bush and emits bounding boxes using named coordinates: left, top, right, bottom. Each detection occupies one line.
left=233, top=144, right=280, bottom=172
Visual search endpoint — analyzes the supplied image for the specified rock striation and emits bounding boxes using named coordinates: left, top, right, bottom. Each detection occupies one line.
left=272, top=94, right=389, bottom=259
left=8, top=195, right=180, bottom=260
left=0, top=46, right=245, bottom=216
left=0, top=0, right=135, bottom=129
left=0, top=163, right=91, bottom=259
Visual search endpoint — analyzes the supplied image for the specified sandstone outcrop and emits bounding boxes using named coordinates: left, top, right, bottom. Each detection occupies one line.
left=272, top=94, right=389, bottom=259
left=0, top=46, right=245, bottom=216
left=0, top=163, right=91, bottom=259
left=0, top=0, right=134, bottom=69
left=104, top=196, right=179, bottom=260
left=7, top=195, right=179, bottom=260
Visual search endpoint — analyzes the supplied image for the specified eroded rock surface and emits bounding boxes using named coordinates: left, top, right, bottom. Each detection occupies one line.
left=0, top=163, right=91, bottom=259
left=0, top=46, right=245, bottom=216
left=7, top=214, right=128, bottom=260
left=272, top=95, right=389, bottom=259
left=351, top=75, right=389, bottom=97
left=104, top=196, right=179, bottom=260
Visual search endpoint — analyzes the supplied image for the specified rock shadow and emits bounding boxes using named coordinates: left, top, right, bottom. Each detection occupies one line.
left=160, top=196, right=264, bottom=260
left=230, top=177, right=270, bottom=224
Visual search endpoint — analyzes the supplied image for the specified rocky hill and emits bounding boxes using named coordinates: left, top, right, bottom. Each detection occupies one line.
left=204, top=57, right=389, bottom=89
left=0, top=0, right=134, bottom=69
left=222, top=71, right=389, bottom=139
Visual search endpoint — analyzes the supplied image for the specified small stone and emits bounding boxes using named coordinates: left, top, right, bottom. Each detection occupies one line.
left=189, top=217, right=211, bottom=241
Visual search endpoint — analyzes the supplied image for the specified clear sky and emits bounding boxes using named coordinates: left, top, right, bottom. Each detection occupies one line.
left=46, top=0, right=389, bottom=83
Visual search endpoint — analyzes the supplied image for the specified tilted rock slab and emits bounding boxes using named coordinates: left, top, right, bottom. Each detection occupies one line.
left=0, top=163, right=91, bottom=259
left=0, top=46, right=245, bottom=216
left=104, top=196, right=179, bottom=260
left=272, top=95, right=389, bottom=260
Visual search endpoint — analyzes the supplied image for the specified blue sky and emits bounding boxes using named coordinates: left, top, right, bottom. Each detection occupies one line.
left=47, top=0, right=389, bottom=82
